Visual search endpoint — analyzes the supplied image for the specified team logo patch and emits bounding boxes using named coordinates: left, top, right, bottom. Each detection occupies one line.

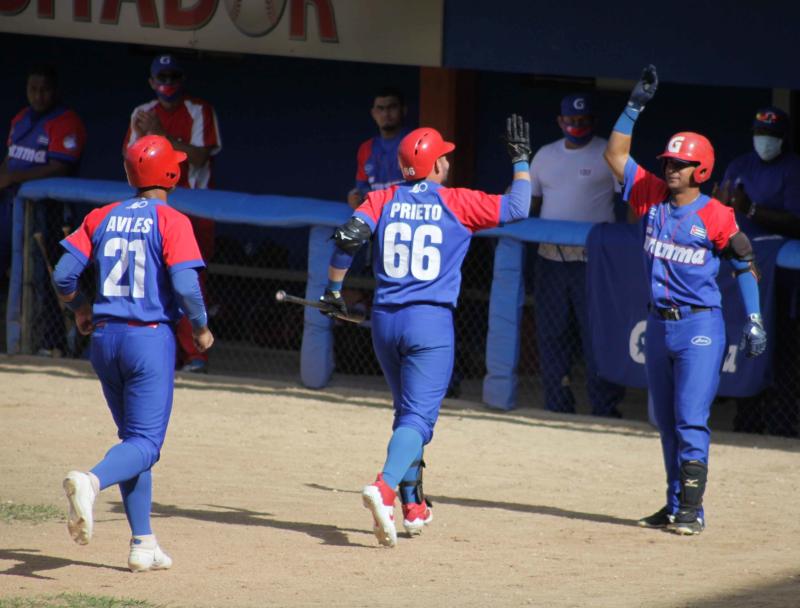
left=579, top=168, right=592, bottom=177
left=690, top=225, right=707, bottom=239
left=37, top=134, right=49, bottom=145
left=691, top=336, right=712, bottom=346
left=63, top=135, right=77, bottom=150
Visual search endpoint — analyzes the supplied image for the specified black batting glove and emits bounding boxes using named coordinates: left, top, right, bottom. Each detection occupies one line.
left=320, top=288, right=347, bottom=319
left=740, top=313, right=767, bottom=358
left=505, top=114, right=532, bottom=164
left=628, top=65, right=659, bottom=111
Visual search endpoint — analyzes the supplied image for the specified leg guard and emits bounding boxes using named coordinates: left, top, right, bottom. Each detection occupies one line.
left=679, top=460, right=708, bottom=510
left=398, top=459, right=432, bottom=507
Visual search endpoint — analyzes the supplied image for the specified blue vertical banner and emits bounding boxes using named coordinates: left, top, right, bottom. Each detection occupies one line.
left=586, top=223, right=779, bottom=397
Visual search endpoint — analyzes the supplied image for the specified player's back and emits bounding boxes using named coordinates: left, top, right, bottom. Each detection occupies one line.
left=70, top=197, right=193, bottom=324
left=356, top=181, right=501, bottom=308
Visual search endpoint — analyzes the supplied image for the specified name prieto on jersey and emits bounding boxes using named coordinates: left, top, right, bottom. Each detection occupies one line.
left=644, top=236, right=706, bottom=265
left=105, top=216, right=154, bottom=234
left=389, top=202, right=443, bottom=221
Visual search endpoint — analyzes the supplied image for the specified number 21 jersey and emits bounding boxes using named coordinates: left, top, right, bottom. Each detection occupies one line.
left=61, top=197, right=205, bottom=324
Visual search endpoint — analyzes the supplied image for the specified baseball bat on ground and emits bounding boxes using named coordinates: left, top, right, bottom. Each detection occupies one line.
left=275, top=290, right=366, bottom=324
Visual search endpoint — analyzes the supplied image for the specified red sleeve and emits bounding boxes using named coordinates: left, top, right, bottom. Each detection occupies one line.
left=157, top=206, right=205, bottom=270
left=62, top=203, right=119, bottom=262
left=439, top=187, right=502, bottom=233
left=355, top=139, right=372, bottom=182
left=46, top=111, right=86, bottom=163
left=697, top=198, right=740, bottom=251
left=624, top=161, right=670, bottom=219
left=354, top=186, right=397, bottom=228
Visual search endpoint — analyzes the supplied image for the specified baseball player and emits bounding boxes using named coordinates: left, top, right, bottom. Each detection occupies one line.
left=123, top=54, right=221, bottom=373
left=604, top=66, right=767, bottom=535
left=322, top=116, right=532, bottom=547
left=55, top=135, right=213, bottom=570
left=347, top=87, right=408, bottom=209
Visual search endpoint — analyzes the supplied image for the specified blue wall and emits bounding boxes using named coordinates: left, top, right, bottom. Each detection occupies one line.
left=445, top=0, right=800, bottom=90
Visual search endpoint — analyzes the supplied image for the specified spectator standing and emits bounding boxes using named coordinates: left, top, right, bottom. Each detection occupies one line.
left=714, top=106, right=800, bottom=436
left=530, top=93, right=625, bottom=416
left=347, top=87, right=408, bottom=209
left=123, top=54, right=221, bottom=373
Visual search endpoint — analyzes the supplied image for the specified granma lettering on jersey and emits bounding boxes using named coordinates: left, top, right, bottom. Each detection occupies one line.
left=7, top=144, right=47, bottom=164
left=644, top=236, right=707, bottom=265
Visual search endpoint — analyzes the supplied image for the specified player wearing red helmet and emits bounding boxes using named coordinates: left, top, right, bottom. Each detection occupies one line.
left=54, top=135, right=213, bottom=570
left=321, top=118, right=532, bottom=547
left=604, top=66, right=766, bottom=535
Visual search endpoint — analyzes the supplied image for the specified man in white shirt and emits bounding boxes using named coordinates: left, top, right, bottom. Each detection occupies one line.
left=530, top=93, right=625, bottom=417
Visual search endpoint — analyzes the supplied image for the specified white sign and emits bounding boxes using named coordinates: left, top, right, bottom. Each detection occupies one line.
left=0, top=0, right=443, bottom=67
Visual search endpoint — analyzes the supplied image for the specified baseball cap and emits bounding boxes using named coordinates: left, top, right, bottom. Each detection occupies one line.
left=150, top=54, right=183, bottom=78
left=752, top=106, right=788, bottom=135
left=560, top=93, right=594, bottom=117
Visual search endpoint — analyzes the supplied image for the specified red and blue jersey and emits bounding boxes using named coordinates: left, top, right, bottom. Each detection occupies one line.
left=6, top=105, right=86, bottom=173
left=61, top=197, right=205, bottom=324
left=354, top=180, right=503, bottom=307
left=623, top=158, right=739, bottom=309
left=355, top=131, right=407, bottom=195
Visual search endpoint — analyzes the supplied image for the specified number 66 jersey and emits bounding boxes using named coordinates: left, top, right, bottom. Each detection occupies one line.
left=61, top=197, right=205, bottom=324
left=354, top=181, right=505, bottom=307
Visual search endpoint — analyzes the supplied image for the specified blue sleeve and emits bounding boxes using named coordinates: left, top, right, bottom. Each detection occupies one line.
left=621, top=157, right=640, bottom=202
left=331, top=247, right=355, bottom=270
left=730, top=259, right=761, bottom=316
left=53, top=250, right=88, bottom=295
left=170, top=267, right=208, bottom=330
left=499, top=169, right=532, bottom=223
left=783, top=157, right=800, bottom=217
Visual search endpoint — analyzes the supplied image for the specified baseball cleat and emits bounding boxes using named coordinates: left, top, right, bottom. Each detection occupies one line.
left=362, top=474, right=397, bottom=548
left=670, top=509, right=705, bottom=536
left=63, top=471, right=96, bottom=545
left=128, top=539, right=173, bottom=572
left=402, top=501, right=433, bottom=536
left=637, top=505, right=674, bottom=529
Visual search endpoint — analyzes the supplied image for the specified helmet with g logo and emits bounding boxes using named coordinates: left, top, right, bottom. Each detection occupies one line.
left=657, top=131, right=715, bottom=184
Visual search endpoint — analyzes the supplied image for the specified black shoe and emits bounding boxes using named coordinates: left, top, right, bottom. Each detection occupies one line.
left=669, top=508, right=705, bottom=535
left=637, top=506, right=674, bottom=529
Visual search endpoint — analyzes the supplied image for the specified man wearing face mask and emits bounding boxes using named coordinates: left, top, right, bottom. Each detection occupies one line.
left=529, top=93, right=626, bottom=417
left=714, top=107, right=800, bottom=436
left=123, top=54, right=222, bottom=374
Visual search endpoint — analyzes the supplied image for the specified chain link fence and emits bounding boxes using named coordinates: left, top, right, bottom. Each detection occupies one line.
left=15, top=197, right=800, bottom=438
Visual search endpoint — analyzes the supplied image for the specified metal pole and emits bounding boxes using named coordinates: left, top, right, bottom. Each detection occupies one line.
left=20, top=198, right=34, bottom=355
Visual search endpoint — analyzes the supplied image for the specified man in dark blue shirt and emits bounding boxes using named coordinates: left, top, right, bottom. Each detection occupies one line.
left=715, top=107, right=800, bottom=436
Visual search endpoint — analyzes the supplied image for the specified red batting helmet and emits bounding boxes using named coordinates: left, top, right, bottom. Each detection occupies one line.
left=657, top=132, right=715, bottom=184
left=124, top=135, right=187, bottom=189
left=398, top=127, right=455, bottom=180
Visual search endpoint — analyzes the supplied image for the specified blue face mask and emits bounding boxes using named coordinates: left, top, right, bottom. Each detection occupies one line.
left=753, top=135, right=782, bottom=162
left=155, top=82, right=183, bottom=102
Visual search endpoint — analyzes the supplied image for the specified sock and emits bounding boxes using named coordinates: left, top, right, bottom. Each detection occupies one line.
left=399, top=447, right=424, bottom=504
left=381, top=427, right=424, bottom=489
left=132, top=534, right=156, bottom=548
left=88, top=472, right=101, bottom=496
left=90, top=442, right=148, bottom=490
left=120, top=469, right=153, bottom=536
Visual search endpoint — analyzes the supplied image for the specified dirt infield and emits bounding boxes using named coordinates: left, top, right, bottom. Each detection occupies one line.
left=1, top=357, right=800, bottom=608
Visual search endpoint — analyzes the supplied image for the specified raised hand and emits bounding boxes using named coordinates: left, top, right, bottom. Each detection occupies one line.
left=504, top=114, right=531, bottom=164
left=628, top=65, right=659, bottom=111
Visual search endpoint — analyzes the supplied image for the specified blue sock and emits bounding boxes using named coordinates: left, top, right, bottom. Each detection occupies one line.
left=399, top=447, right=424, bottom=503
left=381, top=427, right=424, bottom=489
left=119, top=469, right=153, bottom=536
left=91, top=442, right=148, bottom=490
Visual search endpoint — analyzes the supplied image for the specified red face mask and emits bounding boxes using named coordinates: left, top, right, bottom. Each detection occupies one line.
left=564, top=125, right=593, bottom=138
left=156, top=83, right=182, bottom=102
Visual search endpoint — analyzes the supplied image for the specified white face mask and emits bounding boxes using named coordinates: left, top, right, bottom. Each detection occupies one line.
left=753, top=135, right=783, bottom=162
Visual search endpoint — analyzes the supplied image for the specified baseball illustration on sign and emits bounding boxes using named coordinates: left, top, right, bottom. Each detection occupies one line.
left=224, top=0, right=288, bottom=36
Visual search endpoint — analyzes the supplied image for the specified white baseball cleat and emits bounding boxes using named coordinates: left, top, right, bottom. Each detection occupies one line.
left=128, top=539, right=173, bottom=572
left=63, top=471, right=95, bottom=545
left=362, top=474, right=398, bottom=548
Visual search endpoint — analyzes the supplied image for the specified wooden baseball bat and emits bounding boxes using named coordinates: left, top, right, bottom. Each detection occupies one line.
left=275, top=290, right=366, bottom=324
